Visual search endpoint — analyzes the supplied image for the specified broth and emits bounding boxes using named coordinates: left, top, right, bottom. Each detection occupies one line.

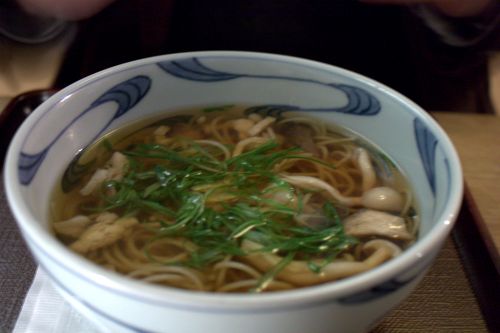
left=51, top=106, right=418, bottom=292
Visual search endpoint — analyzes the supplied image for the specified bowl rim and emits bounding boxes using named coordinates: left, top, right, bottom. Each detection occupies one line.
left=4, top=50, right=463, bottom=311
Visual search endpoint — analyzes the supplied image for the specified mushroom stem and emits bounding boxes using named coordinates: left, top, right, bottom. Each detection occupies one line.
left=279, top=174, right=362, bottom=207
left=241, top=239, right=400, bottom=286
left=354, top=148, right=376, bottom=192
left=232, top=137, right=268, bottom=157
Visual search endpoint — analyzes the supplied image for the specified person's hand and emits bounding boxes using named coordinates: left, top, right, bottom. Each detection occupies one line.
left=16, top=0, right=117, bottom=20
left=361, top=0, right=493, bottom=17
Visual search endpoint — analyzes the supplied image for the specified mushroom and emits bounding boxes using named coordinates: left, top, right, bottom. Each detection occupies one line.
left=262, top=186, right=298, bottom=209
left=361, top=186, right=405, bottom=213
left=280, top=174, right=405, bottom=213
left=241, top=239, right=400, bottom=286
left=248, top=116, right=276, bottom=136
left=343, top=209, right=413, bottom=241
left=280, top=123, right=320, bottom=156
left=294, top=213, right=331, bottom=230
left=279, top=174, right=362, bottom=207
left=232, top=137, right=269, bottom=157
left=353, top=148, right=376, bottom=191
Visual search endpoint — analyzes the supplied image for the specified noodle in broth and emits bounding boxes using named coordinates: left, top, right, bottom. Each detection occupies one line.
left=51, top=107, right=418, bottom=293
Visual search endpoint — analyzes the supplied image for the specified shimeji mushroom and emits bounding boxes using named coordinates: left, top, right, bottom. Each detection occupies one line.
left=241, top=239, right=401, bottom=286
left=343, top=209, right=412, bottom=241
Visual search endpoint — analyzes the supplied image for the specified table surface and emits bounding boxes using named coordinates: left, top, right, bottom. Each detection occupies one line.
left=432, top=112, right=500, bottom=271
left=0, top=104, right=498, bottom=332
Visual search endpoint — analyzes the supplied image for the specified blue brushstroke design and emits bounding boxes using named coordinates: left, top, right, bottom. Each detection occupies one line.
left=18, top=75, right=151, bottom=185
left=443, top=156, right=451, bottom=202
left=157, top=57, right=380, bottom=116
left=157, top=58, right=241, bottom=82
left=91, top=75, right=151, bottom=117
left=338, top=278, right=414, bottom=304
left=244, top=105, right=301, bottom=118
left=338, top=253, right=435, bottom=304
left=326, top=83, right=372, bottom=115
left=18, top=147, right=50, bottom=188
left=414, top=118, right=438, bottom=195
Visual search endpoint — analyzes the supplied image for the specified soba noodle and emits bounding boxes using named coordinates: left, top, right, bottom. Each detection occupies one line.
left=51, top=107, right=418, bottom=293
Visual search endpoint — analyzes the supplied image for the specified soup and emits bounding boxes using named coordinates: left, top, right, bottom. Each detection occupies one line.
left=51, top=107, right=418, bottom=293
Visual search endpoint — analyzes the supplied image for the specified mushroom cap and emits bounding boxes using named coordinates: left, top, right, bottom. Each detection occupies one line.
left=361, top=186, right=405, bottom=212
left=343, top=209, right=413, bottom=241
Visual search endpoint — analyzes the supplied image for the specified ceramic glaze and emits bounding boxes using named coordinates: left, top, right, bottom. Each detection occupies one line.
left=4, top=51, right=463, bottom=333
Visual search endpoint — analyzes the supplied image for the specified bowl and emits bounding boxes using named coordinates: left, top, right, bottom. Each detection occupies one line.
left=4, top=51, right=463, bottom=333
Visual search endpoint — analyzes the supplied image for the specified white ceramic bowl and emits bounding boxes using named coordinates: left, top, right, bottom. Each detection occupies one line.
left=4, top=51, right=463, bottom=333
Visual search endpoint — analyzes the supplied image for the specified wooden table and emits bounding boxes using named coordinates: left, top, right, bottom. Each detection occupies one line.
left=0, top=97, right=10, bottom=113
left=432, top=112, right=500, bottom=272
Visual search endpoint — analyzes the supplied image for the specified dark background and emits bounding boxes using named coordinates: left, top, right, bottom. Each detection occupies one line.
left=55, top=0, right=498, bottom=114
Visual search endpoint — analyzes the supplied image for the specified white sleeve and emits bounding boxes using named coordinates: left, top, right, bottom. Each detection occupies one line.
left=411, top=2, right=500, bottom=47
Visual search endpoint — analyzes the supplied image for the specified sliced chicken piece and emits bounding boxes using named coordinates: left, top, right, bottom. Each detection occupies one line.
left=70, top=215, right=138, bottom=254
left=95, top=212, right=119, bottom=224
left=154, top=125, right=171, bottom=136
left=53, top=215, right=92, bottom=238
left=343, top=209, right=412, bottom=241
left=79, top=169, right=109, bottom=196
left=104, top=151, right=128, bottom=179
left=80, top=152, right=128, bottom=196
